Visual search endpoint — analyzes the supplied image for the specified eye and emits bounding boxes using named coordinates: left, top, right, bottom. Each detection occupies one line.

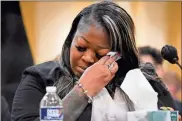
left=96, top=53, right=104, bottom=59
left=75, top=45, right=86, bottom=52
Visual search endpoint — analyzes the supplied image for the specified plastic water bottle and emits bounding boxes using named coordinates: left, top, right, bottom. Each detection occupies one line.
left=40, top=86, right=63, bottom=121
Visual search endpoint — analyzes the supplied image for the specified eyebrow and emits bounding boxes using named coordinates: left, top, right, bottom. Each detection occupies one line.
left=79, top=36, right=110, bottom=49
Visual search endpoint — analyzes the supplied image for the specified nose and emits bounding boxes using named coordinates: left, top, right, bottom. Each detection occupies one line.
left=82, top=50, right=95, bottom=65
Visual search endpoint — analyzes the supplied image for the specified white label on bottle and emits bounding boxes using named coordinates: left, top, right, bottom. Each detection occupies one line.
left=40, top=107, right=63, bottom=120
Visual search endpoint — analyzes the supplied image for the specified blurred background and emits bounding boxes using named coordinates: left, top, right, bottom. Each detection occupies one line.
left=1, top=1, right=181, bottom=113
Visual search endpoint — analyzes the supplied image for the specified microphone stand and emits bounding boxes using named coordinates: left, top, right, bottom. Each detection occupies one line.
left=174, top=58, right=182, bottom=70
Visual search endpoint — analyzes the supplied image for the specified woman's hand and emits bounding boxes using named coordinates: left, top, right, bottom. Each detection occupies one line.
left=79, top=56, right=118, bottom=97
left=160, top=107, right=181, bottom=121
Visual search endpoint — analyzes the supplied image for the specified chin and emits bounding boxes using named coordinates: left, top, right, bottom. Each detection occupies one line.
left=74, top=67, right=85, bottom=78
left=74, top=71, right=82, bottom=78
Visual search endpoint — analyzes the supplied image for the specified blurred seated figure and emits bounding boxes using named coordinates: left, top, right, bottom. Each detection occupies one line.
left=1, top=96, right=11, bottom=121
left=163, top=71, right=181, bottom=99
left=138, top=46, right=164, bottom=79
left=163, top=71, right=182, bottom=114
left=1, top=1, right=34, bottom=111
left=138, top=46, right=182, bottom=116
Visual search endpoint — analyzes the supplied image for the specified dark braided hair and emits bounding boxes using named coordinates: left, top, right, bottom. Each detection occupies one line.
left=55, top=1, right=139, bottom=99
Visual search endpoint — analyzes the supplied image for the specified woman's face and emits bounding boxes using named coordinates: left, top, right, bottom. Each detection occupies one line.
left=70, top=25, right=111, bottom=77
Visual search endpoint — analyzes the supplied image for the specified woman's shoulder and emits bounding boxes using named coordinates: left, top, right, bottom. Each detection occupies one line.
left=22, top=61, right=63, bottom=85
left=25, top=60, right=60, bottom=71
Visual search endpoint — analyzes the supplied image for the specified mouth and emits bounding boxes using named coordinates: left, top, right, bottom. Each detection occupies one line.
left=77, top=66, right=86, bottom=74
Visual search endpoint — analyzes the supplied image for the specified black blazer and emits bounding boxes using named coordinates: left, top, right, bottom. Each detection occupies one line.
left=1, top=96, right=11, bottom=121
left=11, top=61, right=177, bottom=121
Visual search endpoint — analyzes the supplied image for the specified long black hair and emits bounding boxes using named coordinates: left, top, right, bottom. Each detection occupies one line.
left=55, top=1, right=139, bottom=98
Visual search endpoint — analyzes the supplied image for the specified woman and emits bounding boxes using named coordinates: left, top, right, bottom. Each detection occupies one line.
left=11, top=1, right=176, bottom=121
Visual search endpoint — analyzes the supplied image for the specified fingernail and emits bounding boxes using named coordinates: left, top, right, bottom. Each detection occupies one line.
left=104, top=55, right=110, bottom=59
left=111, top=54, right=121, bottom=61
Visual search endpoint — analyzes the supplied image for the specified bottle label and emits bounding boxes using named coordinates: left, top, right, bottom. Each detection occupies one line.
left=170, top=111, right=178, bottom=121
left=40, top=107, right=63, bottom=120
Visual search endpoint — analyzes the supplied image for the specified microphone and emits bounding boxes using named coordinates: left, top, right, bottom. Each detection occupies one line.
left=161, top=45, right=182, bottom=70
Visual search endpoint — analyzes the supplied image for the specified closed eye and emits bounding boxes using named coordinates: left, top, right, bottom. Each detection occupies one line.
left=96, top=53, right=104, bottom=59
left=75, top=45, right=86, bottom=52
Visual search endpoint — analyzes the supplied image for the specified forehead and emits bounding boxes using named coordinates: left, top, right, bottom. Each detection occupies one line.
left=76, top=24, right=110, bottom=47
left=140, top=55, right=155, bottom=65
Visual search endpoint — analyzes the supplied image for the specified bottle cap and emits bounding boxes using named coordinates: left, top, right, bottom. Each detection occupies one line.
left=46, top=86, right=56, bottom=92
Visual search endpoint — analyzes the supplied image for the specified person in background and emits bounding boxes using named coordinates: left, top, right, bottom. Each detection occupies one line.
left=138, top=46, right=164, bottom=79
left=1, top=96, right=11, bottom=121
left=138, top=46, right=182, bottom=116
left=11, top=2, right=177, bottom=121
left=1, top=1, right=34, bottom=111
left=163, top=71, right=182, bottom=115
left=163, top=71, right=181, bottom=99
